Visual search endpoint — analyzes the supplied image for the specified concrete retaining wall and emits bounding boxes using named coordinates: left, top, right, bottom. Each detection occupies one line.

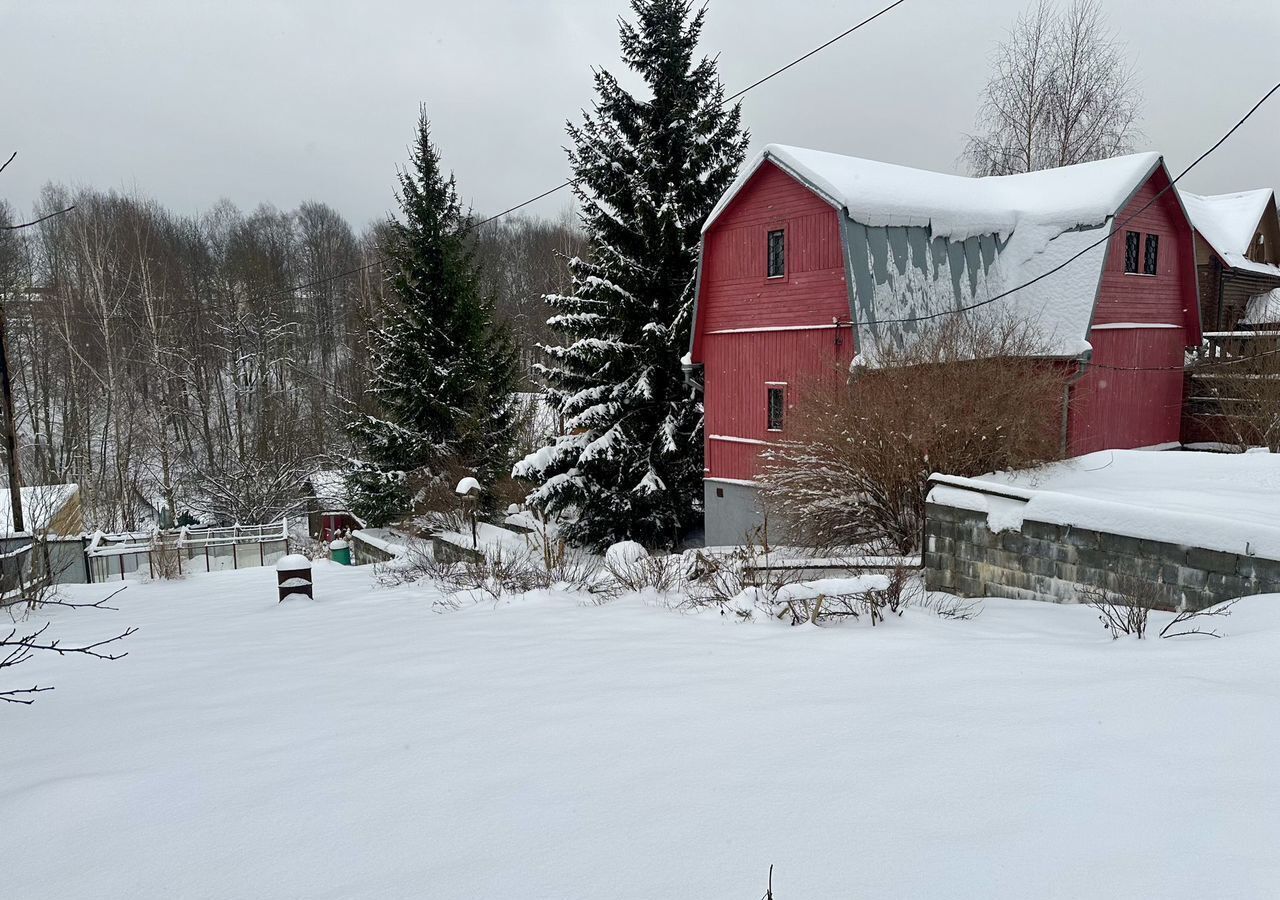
left=923, top=501, right=1280, bottom=610
left=704, top=480, right=793, bottom=547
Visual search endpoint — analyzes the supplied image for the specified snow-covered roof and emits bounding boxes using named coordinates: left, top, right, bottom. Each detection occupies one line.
left=1242, top=287, right=1280, bottom=326
left=1178, top=188, right=1280, bottom=277
left=0, top=483, right=79, bottom=535
left=706, top=144, right=1162, bottom=240
left=1179, top=188, right=1273, bottom=256
left=306, top=469, right=349, bottom=507
left=700, top=144, right=1169, bottom=363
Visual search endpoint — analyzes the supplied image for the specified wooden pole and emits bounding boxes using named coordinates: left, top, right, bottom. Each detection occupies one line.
left=0, top=301, right=23, bottom=534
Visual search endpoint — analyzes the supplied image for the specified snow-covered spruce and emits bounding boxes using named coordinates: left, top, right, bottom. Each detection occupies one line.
left=347, top=110, right=519, bottom=525
left=514, top=0, right=748, bottom=550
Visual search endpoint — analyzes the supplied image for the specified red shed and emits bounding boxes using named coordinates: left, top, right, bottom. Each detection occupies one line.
left=687, top=145, right=1200, bottom=545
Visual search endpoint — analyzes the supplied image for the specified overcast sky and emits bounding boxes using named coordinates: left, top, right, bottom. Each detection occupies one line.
left=2, top=0, right=1277, bottom=231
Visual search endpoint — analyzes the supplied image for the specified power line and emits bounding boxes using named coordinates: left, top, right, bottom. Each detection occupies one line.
left=473, top=0, right=910, bottom=228
left=722, top=0, right=909, bottom=104
left=243, top=0, right=911, bottom=306
left=868, top=81, right=1280, bottom=328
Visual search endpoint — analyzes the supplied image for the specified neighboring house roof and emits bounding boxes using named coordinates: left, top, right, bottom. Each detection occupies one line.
left=0, top=483, right=79, bottom=535
left=700, top=145, right=1170, bottom=363
left=1242, top=287, right=1280, bottom=326
left=306, top=469, right=350, bottom=508
left=1178, top=188, right=1280, bottom=278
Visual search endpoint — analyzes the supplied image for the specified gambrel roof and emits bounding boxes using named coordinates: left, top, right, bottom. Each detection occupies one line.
left=701, top=145, right=1172, bottom=362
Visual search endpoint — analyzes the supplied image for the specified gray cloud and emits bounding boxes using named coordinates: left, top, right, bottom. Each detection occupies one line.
left=2, top=0, right=1277, bottom=229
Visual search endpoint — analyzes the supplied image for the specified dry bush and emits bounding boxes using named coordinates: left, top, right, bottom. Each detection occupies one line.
left=1079, top=579, right=1158, bottom=639
left=915, top=592, right=983, bottom=621
left=380, top=522, right=604, bottom=609
left=1195, top=336, right=1280, bottom=451
left=685, top=525, right=809, bottom=619
left=602, top=551, right=688, bottom=597
left=1078, top=577, right=1236, bottom=639
left=759, top=315, right=1066, bottom=555
left=148, top=535, right=185, bottom=580
left=1159, top=598, right=1238, bottom=639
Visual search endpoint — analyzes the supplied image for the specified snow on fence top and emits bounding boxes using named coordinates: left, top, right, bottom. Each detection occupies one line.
left=1178, top=188, right=1279, bottom=276
left=928, top=449, right=1280, bottom=559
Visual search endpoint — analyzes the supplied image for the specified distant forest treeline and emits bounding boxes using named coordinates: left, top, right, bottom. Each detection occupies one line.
left=0, top=188, right=584, bottom=530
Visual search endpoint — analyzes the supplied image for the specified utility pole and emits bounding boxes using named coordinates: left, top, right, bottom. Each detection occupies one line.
left=0, top=150, right=72, bottom=535
left=0, top=297, right=23, bottom=533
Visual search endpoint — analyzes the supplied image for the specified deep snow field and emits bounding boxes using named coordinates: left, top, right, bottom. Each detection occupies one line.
left=5, top=561, right=1279, bottom=899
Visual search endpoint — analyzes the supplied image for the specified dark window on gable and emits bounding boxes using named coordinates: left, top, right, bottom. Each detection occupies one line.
left=1124, top=231, right=1140, bottom=273
left=767, top=386, right=785, bottom=431
left=767, top=229, right=785, bottom=278
left=1144, top=234, right=1160, bottom=275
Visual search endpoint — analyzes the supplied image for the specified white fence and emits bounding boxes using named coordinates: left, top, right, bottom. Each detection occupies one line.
left=86, top=520, right=291, bottom=582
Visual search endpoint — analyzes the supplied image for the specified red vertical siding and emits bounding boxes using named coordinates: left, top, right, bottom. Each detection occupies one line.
left=693, top=161, right=853, bottom=482
left=1091, top=168, right=1199, bottom=335
left=1067, top=167, right=1197, bottom=453
left=1068, top=327, right=1185, bottom=454
left=703, top=328, right=854, bottom=481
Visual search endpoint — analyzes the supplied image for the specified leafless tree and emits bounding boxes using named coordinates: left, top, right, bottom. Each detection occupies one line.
left=2, top=586, right=134, bottom=705
left=964, top=0, right=1142, bottom=175
left=1, top=175, right=572, bottom=533
left=757, top=315, right=1067, bottom=555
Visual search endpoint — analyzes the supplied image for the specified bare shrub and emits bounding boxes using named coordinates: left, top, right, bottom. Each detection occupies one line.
left=1080, top=581, right=1156, bottom=639
left=602, top=552, right=688, bottom=597
left=915, top=592, right=983, bottom=621
left=1195, top=335, right=1280, bottom=451
left=148, top=534, right=185, bottom=580
left=1075, top=575, right=1239, bottom=640
left=1159, top=598, right=1238, bottom=639
left=379, top=520, right=604, bottom=609
left=759, top=315, right=1066, bottom=555
left=685, top=525, right=809, bottom=620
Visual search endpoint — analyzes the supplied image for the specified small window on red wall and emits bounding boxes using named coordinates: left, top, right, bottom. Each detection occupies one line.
left=1143, top=234, right=1159, bottom=275
left=767, top=229, right=785, bottom=278
left=1124, top=231, right=1140, bottom=273
left=767, top=385, right=785, bottom=431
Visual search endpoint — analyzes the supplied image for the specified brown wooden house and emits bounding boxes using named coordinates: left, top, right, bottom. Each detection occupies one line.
left=1179, top=188, right=1280, bottom=332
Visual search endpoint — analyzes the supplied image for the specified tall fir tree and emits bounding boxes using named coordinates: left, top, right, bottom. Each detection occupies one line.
left=347, top=110, right=519, bottom=525
left=515, top=0, right=748, bottom=549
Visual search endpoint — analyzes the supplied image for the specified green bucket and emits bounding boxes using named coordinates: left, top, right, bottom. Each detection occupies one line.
left=329, top=539, right=352, bottom=566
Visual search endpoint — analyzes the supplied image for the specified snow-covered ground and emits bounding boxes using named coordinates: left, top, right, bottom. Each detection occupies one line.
left=6, top=563, right=1279, bottom=898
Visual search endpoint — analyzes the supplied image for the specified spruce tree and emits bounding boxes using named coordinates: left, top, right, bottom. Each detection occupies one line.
left=515, top=0, right=748, bottom=550
left=347, top=110, right=518, bottom=525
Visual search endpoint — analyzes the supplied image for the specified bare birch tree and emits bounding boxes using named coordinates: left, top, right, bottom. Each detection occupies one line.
left=964, top=0, right=1142, bottom=176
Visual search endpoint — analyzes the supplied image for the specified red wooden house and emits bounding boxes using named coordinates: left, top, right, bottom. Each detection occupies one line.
left=686, top=145, right=1200, bottom=545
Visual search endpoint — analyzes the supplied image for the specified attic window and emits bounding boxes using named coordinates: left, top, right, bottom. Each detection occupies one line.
left=1124, top=231, right=1141, bottom=273
left=766, top=385, right=785, bottom=431
left=767, top=229, right=785, bottom=278
left=1143, top=234, right=1160, bottom=275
